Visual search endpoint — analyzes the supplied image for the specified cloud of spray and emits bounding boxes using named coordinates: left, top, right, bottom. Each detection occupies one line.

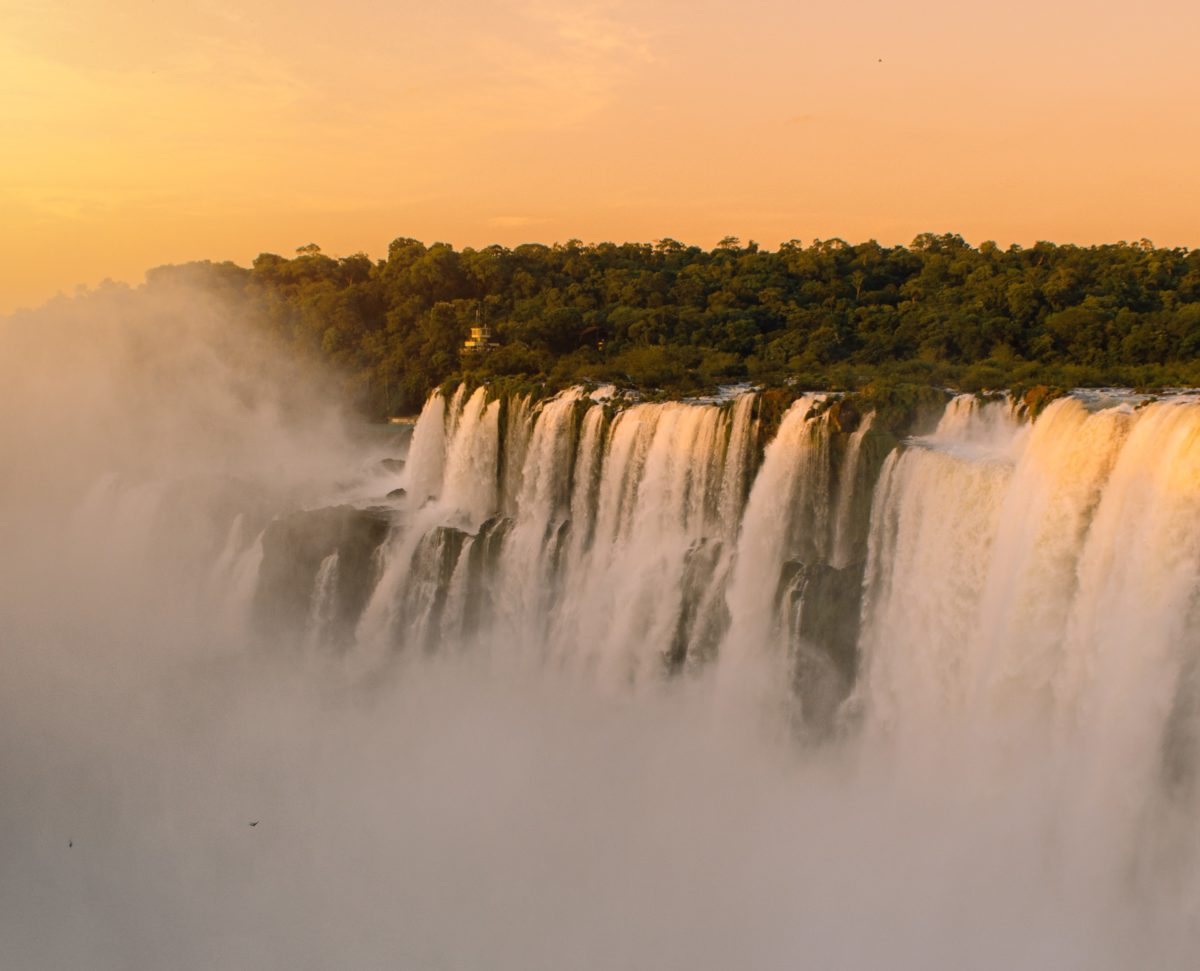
left=1, top=284, right=1198, bottom=970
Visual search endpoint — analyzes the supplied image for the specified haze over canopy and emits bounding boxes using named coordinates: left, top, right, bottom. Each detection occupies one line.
left=3, top=0, right=1198, bottom=313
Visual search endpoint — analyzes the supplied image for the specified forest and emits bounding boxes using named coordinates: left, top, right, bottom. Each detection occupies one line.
left=141, top=233, right=1200, bottom=416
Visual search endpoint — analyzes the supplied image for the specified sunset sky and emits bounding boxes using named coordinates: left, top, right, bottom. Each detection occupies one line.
left=3, top=0, right=1198, bottom=313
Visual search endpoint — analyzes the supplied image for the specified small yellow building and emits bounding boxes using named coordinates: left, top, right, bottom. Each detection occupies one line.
left=462, top=324, right=499, bottom=353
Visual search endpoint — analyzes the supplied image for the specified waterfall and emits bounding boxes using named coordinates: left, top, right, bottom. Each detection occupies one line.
left=305, top=387, right=1200, bottom=732
left=405, top=390, right=447, bottom=503
left=40, top=380, right=1200, bottom=969
left=305, top=551, right=341, bottom=650
left=439, top=387, right=501, bottom=530
left=79, top=383, right=1200, bottom=752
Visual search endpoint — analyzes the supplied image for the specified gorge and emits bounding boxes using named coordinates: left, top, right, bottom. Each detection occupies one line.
left=4, top=307, right=1200, bottom=967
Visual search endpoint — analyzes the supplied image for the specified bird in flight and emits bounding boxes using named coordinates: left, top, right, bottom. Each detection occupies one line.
left=249, top=821, right=259, bottom=827
left=68, top=840, right=73, bottom=848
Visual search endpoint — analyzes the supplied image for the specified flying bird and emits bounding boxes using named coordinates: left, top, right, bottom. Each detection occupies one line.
left=68, top=840, right=72, bottom=848
left=249, top=821, right=259, bottom=827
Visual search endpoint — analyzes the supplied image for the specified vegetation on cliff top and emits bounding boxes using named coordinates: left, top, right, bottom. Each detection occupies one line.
left=138, top=234, right=1200, bottom=416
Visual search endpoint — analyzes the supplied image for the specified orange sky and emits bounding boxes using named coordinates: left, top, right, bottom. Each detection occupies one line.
left=3, top=0, right=1199, bottom=313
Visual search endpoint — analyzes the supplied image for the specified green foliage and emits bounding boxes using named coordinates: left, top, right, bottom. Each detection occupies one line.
left=852, top=379, right=952, bottom=437
left=148, top=234, right=1200, bottom=416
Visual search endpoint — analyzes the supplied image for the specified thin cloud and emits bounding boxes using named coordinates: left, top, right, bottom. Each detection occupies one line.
left=519, top=0, right=656, bottom=62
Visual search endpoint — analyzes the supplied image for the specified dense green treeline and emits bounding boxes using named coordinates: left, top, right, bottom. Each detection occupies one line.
left=146, top=233, right=1200, bottom=415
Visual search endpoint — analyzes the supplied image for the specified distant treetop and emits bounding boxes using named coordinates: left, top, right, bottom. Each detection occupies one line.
left=144, top=234, right=1200, bottom=415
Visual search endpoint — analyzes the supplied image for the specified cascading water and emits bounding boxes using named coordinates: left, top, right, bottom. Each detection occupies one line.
left=246, top=383, right=1200, bottom=760
left=233, top=385, right=1200, bottom=739
left=10, top=337, right=1200, bottom=968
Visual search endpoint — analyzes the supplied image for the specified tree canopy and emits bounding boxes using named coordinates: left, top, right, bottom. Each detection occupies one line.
left=145, top=234, right=1200, bottom=415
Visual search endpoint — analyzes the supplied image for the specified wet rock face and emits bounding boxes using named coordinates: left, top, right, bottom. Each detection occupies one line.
left=666, top=538, right=729, bottom=674
left=393, top=524, right=469, bottom=651
left=1163, top=652, right=1200, bottom=801
left=777, top=558, right=866, bottom=734
left=253, top=505, right=392, bottom=645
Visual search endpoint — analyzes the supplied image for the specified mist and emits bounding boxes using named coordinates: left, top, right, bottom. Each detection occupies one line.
left=2, top=285, right=1199, bottom=970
